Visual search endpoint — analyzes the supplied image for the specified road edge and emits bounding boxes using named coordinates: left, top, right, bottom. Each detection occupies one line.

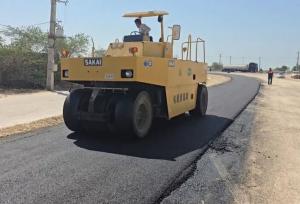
left=156, top=78, right=261, bottom=203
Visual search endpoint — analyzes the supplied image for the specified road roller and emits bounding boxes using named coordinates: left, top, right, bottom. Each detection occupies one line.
left=60, top=11, right=208, bottom=138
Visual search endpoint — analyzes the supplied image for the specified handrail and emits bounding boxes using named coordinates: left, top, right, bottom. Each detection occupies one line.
left=188, top=35, right=192, bottom=60
left=196, top=37, right=206, bottom=63
left=181, top=36, right=206, bottom=63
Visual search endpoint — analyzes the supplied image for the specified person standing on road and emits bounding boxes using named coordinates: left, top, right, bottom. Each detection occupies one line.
left=268, top=68, right=274, bottom=85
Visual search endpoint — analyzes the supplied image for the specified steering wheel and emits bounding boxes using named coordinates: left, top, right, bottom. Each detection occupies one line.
left=130, top=31, right=140, bottom=35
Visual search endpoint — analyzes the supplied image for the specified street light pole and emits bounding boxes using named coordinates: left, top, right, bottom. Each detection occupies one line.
left=91, top=37, right=95, bottom=57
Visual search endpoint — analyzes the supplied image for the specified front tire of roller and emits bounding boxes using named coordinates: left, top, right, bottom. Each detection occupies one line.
left=132, top=91, right=153, bottom=138
left=190, top=84, right=208, bottom=117
left=110, top=96, right=134, bottom=136
left=110, top=91, right=153, bottom=139
left=63, top=90, right=83, bottom=132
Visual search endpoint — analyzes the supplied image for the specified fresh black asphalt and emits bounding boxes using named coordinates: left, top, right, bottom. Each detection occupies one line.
left=0, top=75, right=259, bottom=204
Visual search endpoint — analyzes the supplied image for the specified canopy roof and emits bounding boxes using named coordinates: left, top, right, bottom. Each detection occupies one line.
left=123, top=10, right=168, bottom=18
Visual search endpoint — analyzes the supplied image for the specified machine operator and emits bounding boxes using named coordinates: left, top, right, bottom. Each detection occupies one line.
left=135, top=18, right=151, bottom=40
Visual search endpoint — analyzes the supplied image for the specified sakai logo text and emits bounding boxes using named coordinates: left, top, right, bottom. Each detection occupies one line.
left=84, top=58, right=102, bottom=66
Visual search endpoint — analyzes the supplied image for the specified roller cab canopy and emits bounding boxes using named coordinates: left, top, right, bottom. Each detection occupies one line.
left=123, top=11, right=169, bottom=18
left=123, top=11, right=169, bottom=42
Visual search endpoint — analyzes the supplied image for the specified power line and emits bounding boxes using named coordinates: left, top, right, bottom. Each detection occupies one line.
left=31, top=21, right=50, bottom=26
left=0, top=21, right=50, bottom=29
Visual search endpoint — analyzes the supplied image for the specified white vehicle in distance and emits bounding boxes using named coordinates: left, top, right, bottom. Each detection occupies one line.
left=276, top=72, right=286, bottom=78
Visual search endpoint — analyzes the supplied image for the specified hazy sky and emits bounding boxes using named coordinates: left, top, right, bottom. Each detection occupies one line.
left=0, top=0, right=299, bottom=68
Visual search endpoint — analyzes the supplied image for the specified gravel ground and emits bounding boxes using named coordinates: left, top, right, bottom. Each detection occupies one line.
left=0, top=91, right=66, bottom=129
left=0, top=116, right=63, bottom=138
left=234, top=73, right=300, bottom=203
left=207, top=74, right=231, bottom=87
left=0, top=88, right=43, bottom=99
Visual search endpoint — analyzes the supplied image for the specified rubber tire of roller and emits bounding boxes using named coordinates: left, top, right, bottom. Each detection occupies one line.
left=132, top=91, right=153, bottom=138
left=190, top=85, right=208, bottom=116
left=63, top=90, right=83, bottom=132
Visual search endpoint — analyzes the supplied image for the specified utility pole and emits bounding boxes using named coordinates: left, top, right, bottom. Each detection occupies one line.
left=297, top=51, right=299, bottom=71
left=219, top=54, right=222, bottom=65
left=91, top=37, right=95, bottom=57
left=259, top=57, right=261, bottom=70
left=229, top=56, right=232, bottom=65
left=46, top=0, right=56, bottom=90
left=46, top=0, right=68, bottom=90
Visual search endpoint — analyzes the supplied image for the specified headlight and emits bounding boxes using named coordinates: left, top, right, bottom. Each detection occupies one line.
left=125, top=70, right=133, bottom=78
left=121, top=69, right=134, bottom=78
left=62, top=70, right=69, bottom=78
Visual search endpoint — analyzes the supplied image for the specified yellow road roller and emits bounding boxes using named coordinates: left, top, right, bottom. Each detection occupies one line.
left=61, top=11, right=208, bottom=138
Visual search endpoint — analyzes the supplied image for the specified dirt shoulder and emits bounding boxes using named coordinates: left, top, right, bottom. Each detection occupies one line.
left=0, top=88, right=43, bottom=99
left=162, top=73, right=300, bottom=203
left=234, top=73, right=300, bottom=203
left=0, top=91, right=66, bottom=136
left=0, top=116, right=63, bottom=138
left=207, top=73, right=231, bottom=87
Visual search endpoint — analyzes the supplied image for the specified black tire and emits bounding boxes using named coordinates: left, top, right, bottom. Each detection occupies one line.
left=132, top=91, right=153, bottom=138
left=108, top=91, right=153, bottom=139
left=108, top=96, right=134, bottom=137
left=63, top=89, right=84, bottom=132
left=190, top=85, right=208, bottom=116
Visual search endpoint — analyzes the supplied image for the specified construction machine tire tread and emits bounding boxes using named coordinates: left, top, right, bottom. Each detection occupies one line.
left=108, top=96, right=134, bottom=139
left=132, top=91, right=153, bottom=138
left=63, top=90, right=84, bottom=132
left=190, top=84, right=208, bottom=117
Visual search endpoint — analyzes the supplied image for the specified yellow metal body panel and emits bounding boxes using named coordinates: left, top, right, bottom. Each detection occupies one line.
left=163, top=59, right=207, bottom=118
left=143, top=42, right=172, bottom=58
left=106, top=42, right=172, bottom=58
left=106, top=42, right=143, bottom=57
left=61, top=56, right=207, bottom=118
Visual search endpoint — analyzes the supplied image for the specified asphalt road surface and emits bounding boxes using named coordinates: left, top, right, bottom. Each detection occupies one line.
left=0, top=75, right=259, bottom=204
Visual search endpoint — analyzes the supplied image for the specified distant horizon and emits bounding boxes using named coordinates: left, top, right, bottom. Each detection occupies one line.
left=0, top=0, right=299, bottom=69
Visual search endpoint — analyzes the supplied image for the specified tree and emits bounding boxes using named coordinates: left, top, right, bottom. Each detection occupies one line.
left=56, top=33, right=89, bottom=57
left=1, top=26, right=90, bottom=56
left=94, top=48, right=106, bottom=57
left=274, top=65, right=289, bottom=72
left=0, top=26, right=47, bottom=52
left=210, top=62, right=223, bottom=71
left=292, top=66, right=299, bottom=71
left=0, top=25, right=92, bottom=88
left=0, top=36, right=4, bottom=48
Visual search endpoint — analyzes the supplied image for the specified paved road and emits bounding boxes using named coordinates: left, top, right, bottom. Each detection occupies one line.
left=0, top=75, right=259, bottom=204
